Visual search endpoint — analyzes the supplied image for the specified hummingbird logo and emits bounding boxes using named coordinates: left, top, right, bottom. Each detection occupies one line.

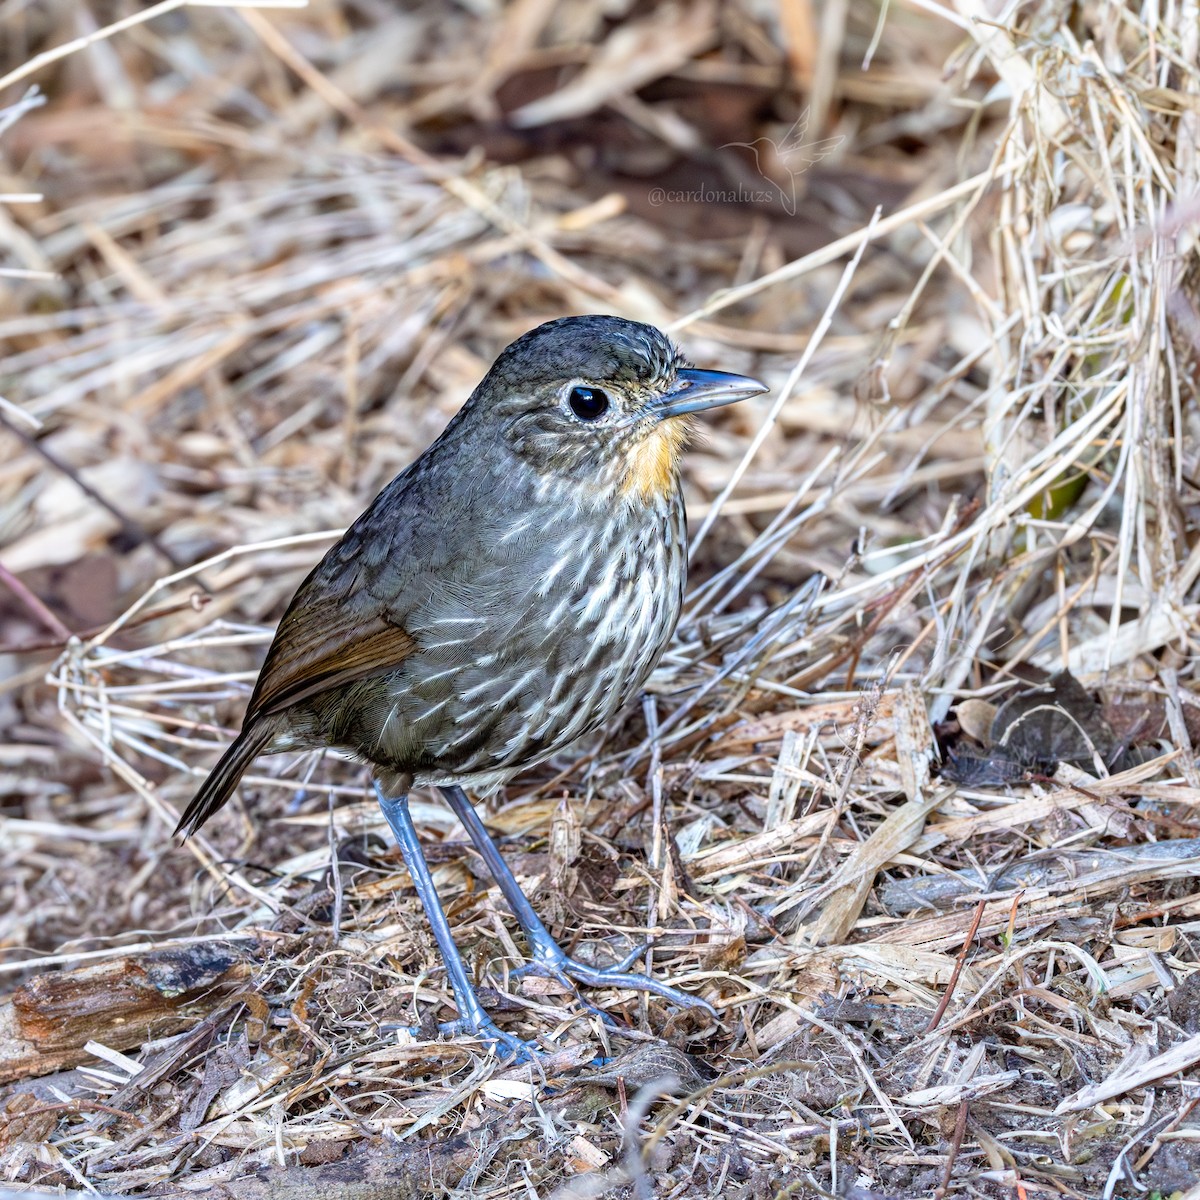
left=722, top=110, right=843, bottom=216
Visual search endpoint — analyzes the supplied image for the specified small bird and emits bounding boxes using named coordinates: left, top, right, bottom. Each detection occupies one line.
left=178, top=315, right=766, bottom=1055
left=722, top=109, right=843, bottom=217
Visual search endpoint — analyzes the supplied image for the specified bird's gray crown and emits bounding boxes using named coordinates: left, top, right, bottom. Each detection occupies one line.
left=488, top=315, right=683, bottom=389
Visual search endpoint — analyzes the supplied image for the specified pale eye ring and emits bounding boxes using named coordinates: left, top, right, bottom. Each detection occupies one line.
left=567, top=385, right=610, bottom=421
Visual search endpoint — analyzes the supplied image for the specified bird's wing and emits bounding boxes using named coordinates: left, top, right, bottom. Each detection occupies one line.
left=777, top=110, right=813, bottom=154
left=249, top=603, right=416, bottom=717
left=780, top=135, right=843, bottom=170
left=242, top=455, right=548, bottom=720
left=246, top=507, right=419, bottom=719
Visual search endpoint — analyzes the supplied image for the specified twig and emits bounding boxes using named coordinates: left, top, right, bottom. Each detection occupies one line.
left=687, top=207, right=881, bottom=558
left=670, top=167, right=1012, bottom=331
left=924, top=900, right=986, bottom=1034
left=0, top=411, right=190, bottom=572
left=0, top=592, right=211, bottom=656
left=0, top=0, right=306, bottom=94
left=0, top=559, right=73, bottom=642
left=238, top=8, right=628, bottom=312
left=933, top=1100, right=970, bottom=1199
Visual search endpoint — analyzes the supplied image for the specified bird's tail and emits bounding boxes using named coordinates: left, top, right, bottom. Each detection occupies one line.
left=176, top=721, right=274, bottom=837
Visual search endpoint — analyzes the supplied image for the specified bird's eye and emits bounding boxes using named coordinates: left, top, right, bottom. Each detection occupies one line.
left=567, top=385, right=610, bottom=421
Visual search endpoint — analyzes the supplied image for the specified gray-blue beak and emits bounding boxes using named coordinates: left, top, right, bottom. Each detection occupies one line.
left=656, top=367, right=768, bottom=419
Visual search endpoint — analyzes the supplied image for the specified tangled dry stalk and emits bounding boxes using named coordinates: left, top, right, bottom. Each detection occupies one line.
left=3, top=1, right=1200, bottom=1196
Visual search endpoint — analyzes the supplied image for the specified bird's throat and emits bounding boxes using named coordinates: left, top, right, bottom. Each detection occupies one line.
left=621, top=418, right=692, bottom=500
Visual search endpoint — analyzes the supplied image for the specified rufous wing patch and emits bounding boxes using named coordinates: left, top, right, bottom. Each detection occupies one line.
left=250, top=611, right=416, bottom=716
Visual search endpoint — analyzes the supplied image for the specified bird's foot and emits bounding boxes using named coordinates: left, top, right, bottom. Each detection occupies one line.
left=385, top=1014, right=537, bottom=1062
left=510, top=940, right=717, bottom=1019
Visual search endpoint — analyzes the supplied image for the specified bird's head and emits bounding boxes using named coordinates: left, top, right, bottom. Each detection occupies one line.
left=465, top=315, right=766, bottom=502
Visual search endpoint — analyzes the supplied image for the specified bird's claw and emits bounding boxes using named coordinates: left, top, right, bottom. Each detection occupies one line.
left=383, top=1016, right=537, bottom=1062
left=507, top=940, right=644, bottom=985
left=510, top=945, right=717, bottom=1019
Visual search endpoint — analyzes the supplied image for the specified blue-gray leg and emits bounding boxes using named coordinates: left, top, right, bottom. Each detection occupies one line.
left=438, top=785, right=717, bottom=1018
left=373, top=783, right=534, bottom=1059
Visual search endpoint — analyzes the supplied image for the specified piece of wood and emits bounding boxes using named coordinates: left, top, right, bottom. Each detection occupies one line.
left=0, top=945, right=250, bottom=1085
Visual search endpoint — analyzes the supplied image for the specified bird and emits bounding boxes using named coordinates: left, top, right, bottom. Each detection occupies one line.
left=177, top=314, right=767, bottom=1056
left=722, top=109, right=843, bottom=217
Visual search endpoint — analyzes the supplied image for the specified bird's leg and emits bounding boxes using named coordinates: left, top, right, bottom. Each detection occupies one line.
left=439, top=786, right=716, bottom=1018
left=373, top=783, right=534, bottom=1059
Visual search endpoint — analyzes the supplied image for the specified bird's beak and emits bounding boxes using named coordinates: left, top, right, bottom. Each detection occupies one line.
left=654, top=368, right=768, bottom=420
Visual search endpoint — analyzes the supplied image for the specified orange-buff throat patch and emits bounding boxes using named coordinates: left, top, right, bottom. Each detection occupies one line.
left=622, top=417, right=694, bottom=499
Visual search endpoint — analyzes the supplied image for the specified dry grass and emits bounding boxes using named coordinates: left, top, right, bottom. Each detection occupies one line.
left=3, top=1, right=1200, bottom=1196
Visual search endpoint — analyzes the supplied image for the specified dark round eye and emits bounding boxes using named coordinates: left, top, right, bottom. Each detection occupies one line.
left=568, top=385, right=610, bottom=421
